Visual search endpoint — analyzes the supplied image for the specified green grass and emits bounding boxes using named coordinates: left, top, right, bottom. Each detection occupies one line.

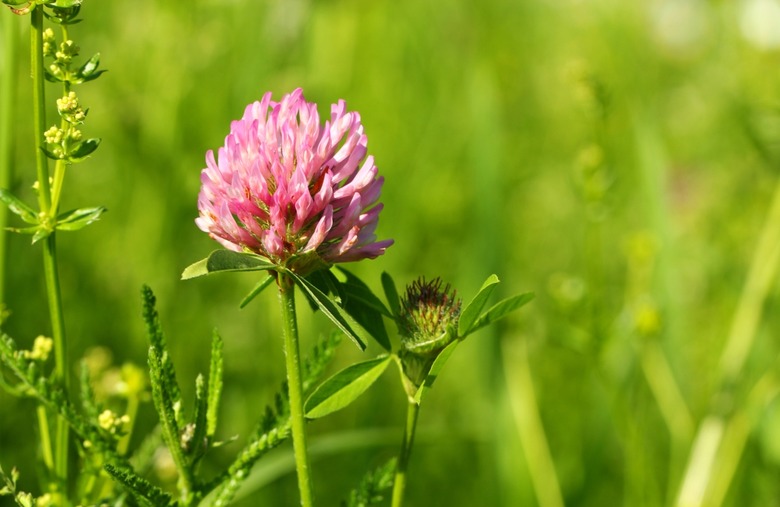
left=3, top=0, right=780, bottom=505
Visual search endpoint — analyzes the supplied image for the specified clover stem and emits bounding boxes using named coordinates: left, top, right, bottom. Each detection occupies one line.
left=278, top=273, right=314, bottom=507
left=391, top=400, right=420, bottom=507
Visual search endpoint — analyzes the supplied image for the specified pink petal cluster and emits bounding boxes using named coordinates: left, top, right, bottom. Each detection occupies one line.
left=196, top=88, right=393, bottom=273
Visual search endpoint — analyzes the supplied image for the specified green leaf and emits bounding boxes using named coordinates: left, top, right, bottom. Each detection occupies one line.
left=337, top=268, right=391, bottom=351
left=470, top=292, right=535, bottom=334
left=207, top=330, right=223, bottom=438
left=458, top=274, right=500, bottom=337
left=289, top=271, right=368, bottom=350
left=381, top=271, right=401, bottom=318
left=239, top=275, right=275, bottom=308
left=0, top=189, right=38, bottom=224
left=181, top=249, right=277, bottom=280
left=31, top=227, right=51, bottom=244
left=55, top=206, right=106, bottom=231
left=67, top=138, right=101, bottom=162
left=305, top=356, right=392, bottom=419
left=104, top=464, right=173, bottom=507
left=41, top=146, right=63, bottom=160
left=414, top=340, right=459, bottom=404
left=1, top=0, right=29, bottom=6
left=338, top=268, right=392, bottom=317
left=78, top=52, right=100, bottom=77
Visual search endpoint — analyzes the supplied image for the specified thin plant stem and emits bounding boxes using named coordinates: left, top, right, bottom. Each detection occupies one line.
left=277, top=273, right=314, bottom=507
left=0, top=12, right=18, bottom=306
left=31, top=6, right=70, bottom=495
left=675, top=177, right=780, bottom=507
left=390, top=400, right=420, bottom=507
left=502, top=339, right=565, bottom=507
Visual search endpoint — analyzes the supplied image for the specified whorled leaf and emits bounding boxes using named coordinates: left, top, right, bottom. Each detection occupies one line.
left=0, top=189, right=38, bottom=225
left=305, top=356, right=392, bottom=419
left=67, top=138, right=101, bottom=162
left=55, top=206, right=106, bottom=231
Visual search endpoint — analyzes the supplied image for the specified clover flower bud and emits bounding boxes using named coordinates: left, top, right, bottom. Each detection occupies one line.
left=196, top=88, right=392, bottom=274
left=398, top=277, right=461, bottom=355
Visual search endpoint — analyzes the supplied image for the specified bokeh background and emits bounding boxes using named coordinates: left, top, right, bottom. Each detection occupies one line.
left=3, top=0, right=780, bottom=505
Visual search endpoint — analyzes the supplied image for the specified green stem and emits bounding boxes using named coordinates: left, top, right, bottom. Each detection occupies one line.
left=390, top=400, right=420, bottom=507
left=277, top=273, right=314, bottom=507
left=32, top=6, right=70, bottom=496
left=0, top=12, right=18, bottom=307
left=31, top=7, right=51, bottom=210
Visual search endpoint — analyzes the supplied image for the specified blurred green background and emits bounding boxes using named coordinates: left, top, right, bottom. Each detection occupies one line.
left=4, top=0, right=780, bottom=505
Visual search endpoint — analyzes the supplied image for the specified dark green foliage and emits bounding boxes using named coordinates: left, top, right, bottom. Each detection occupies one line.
left=104, top=464, right=174, bottom=507
left=342, top=458, right=397, bottom=507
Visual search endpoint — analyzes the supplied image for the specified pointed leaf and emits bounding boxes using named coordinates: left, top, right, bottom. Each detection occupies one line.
left=67, top=138, right=100, bottom=162
left=458, top=274, right=500, bottom=337
left=239, top=275, right=275, bottom=308
left=469, top=292, right=535, bottom=335
left=337, top=268, right=392, bottom=317
left=414, top=340, right=459, bottom=404
left=337, top=268, right=391, bottom=350
left=76, top=69, right=106, bottom=83
left=181, top=249, right=277, bottom=280
left=55, top=206, right=105, bottom=231
left=32, top=227, right=51, bottom=244
left=0, top=189, right=38, bottom=224
left=289, top=270, right=368, bottom=350
left=77, top=52, right=100, bottom=77
left=381, top=271, right=401, bottom=318
left=41, top=146, right=64, bottom=160
left=305, top=356, right=392, bottom=419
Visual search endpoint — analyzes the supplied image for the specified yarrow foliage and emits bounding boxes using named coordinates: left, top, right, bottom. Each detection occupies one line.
left=196, top=88, right=393, bottom=275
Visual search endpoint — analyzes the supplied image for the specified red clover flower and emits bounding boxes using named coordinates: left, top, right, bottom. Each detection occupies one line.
left=196, top=88, right=393, bottom=274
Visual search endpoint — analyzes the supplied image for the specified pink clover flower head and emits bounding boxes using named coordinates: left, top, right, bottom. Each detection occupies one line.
left=196, top=88, right=393, bottom=274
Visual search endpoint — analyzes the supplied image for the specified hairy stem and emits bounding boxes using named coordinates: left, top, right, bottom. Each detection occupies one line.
left=390, top=400, right=420, bottom=507
left=278, top=273, right=314, bottom=507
